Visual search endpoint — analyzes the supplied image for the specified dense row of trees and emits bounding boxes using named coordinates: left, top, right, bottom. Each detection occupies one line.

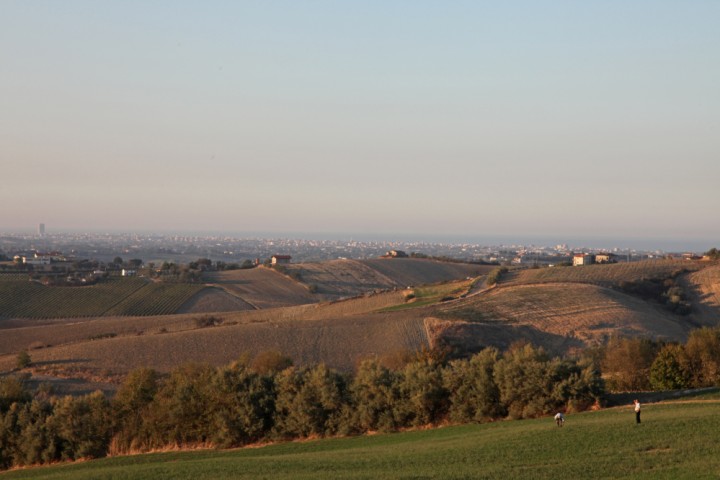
left=0, top=344, right=602, bottom=470
left=3, top=327, right=720, bottom=471
left=600, top=327, right=720, bottom=391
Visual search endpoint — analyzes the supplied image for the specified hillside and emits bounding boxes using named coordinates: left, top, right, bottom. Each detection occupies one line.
left=0, top=276, right=204, bottom=319
left=1, top=259, right=719, bottom=397
left=502, top=259, right=702, bottom=287
left=285, top=258, right=492, bottom=300
left=430, top=283, right=692, bottom=355
left=683, top=264, right=720, bottom=327
left=203, top=267, right=316, bottom=308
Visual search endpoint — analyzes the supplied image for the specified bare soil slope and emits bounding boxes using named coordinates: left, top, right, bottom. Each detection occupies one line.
left=684, top=264, right=720, bottom=327
left=288, top=258, right=491, bottom=300
left=503, top=259, right=701, bottom=287
left=432, top=283, right=691, bottom=354
left=0, top=310, right=427, bottom=376
left=204, top=267, right=316, bottom=308
left=360, top=258, right=494, bottom=287
left=177, top=287, right=255, bottom=313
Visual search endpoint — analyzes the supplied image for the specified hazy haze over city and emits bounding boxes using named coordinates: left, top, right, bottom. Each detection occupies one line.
left=2, top=1, right=718, bottom=249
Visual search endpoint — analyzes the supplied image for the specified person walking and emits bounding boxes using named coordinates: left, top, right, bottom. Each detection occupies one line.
left=634, top=399, right=641, bottom=424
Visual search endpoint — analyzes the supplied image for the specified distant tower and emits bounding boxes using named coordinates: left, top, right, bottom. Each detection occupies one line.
left=38, top=223, right=45, bottom=237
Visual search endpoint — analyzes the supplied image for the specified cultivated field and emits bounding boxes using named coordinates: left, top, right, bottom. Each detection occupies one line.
left=4, top=398, right=720, bottom=479
left=433, top=283, right=692, bottom=353
left=502, top=259, right=703, bottom=288
left=204, top=267, right=316, bottom=308
left=1, top=259, right=718, bottom=396
left=0, top=310, right=427, bottom=379
left=286, top=258, right=491, bottom=300
left=0, top=277, right=204, bottom=319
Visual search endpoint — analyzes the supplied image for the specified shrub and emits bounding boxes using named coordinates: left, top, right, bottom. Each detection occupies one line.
left=16, top=351, right=31, bottom=370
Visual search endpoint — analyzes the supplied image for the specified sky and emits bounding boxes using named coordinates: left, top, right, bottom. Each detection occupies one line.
left=1, top=1, right=719, bottom=249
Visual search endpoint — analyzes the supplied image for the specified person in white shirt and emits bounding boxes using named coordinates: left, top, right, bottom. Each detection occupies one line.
left=634, top=399, right=641, bottom=424
left=554, top=412, right=565, bottom=427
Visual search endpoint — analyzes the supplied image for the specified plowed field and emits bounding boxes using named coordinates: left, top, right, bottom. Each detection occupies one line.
left=204, top=267, right=316, bottom=308
left=436, top=283, right=690, bottom=346
left=503, top=259, right=701, bottom=287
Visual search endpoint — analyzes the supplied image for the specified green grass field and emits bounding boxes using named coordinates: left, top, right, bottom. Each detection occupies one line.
left=380, top=279, right=474, bottom=312
left=5, top=400, right=720, bottom=479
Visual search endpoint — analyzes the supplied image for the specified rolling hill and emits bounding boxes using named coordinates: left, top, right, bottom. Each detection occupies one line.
left=1, top=259, right=718, bottom=396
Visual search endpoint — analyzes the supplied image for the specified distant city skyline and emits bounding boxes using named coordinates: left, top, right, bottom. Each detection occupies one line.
left=2, top=2, right=718, bottom=246
left=2, top=224, right=713, bottom=253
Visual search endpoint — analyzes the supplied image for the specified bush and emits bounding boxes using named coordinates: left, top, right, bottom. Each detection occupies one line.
left=16, top=351, right=31, bottom=370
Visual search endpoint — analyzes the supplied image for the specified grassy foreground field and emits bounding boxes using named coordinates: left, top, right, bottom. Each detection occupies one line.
left=4, top=400, right=720, bottom=480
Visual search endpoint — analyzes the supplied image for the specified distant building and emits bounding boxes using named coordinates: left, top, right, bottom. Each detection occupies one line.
left=595, top=253, right=617, bottom=264
left=38, top=223, right=45, bottom=237
left=573, top=253, right=595, bottom=266
left=384, top=250, right=408, bottom=258
left=271, top=255, right=292, bottom=265
left=121, top=269, right=137, bottom=276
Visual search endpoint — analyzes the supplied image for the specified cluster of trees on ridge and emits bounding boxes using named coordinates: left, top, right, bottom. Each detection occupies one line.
left=3, top=327, right=720, bottom=471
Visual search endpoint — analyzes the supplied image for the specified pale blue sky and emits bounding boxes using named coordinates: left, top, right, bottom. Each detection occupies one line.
left=2, top=1, right=719, bottom=247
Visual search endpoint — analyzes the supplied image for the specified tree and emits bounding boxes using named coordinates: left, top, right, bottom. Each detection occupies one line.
left=394, top=360, right=448, bottom=427
left=684, top=327, right=720, bottom=387
left=444, top=348, right=504, bottom=423
left=49, top=392, right=112, bottom=461
left=273, top=365, right=348, bottom=439
left=601, top=336, right=658, bottom=392
left=494, top=343, right=554, bottom=418
left=127, top=258, right=143, bottom=268
left=111, top=368, right=158, bottom=454
left=349, top=359, right=400, bottom=432
left=250, top=351, right=293, bottom=375
left=704, top=248, right=720, bottom=260
left=207, top=364, right=275, bottom=448
left=112, top=256, right=123, bottom=266
left=650, top=344, right=691, bottom=390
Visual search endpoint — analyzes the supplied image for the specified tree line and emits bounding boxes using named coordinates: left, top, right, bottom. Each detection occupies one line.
left=599, top=327, right=720, bottom=391
left=0, top=344, right=601, bottom=470
left=2, top=327, right=720, bottom=471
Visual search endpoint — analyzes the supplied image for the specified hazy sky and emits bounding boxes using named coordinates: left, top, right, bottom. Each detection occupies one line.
left=2, top=1, right=719, bottom=246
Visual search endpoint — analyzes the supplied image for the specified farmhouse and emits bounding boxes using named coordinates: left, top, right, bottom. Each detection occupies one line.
left=271, top=255, right=292, bottom=265
left=384, top=250, right=408, bottom=258
left=573, top=253, right=595, bottom=266
left=121, top=269, right=137, bottom=277
left=595, top=253, right=618, bottom=264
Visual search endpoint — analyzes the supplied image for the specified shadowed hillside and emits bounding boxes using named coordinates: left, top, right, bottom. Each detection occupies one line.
left=430, top=283, right=692, bottom=355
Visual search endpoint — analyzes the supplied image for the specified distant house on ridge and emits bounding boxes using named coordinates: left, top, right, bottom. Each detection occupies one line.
left=595, top=253, right=618, bottom=264
left=271, top=255, right=292, bottom=265
left=573, top=253, right=595, bottom=266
